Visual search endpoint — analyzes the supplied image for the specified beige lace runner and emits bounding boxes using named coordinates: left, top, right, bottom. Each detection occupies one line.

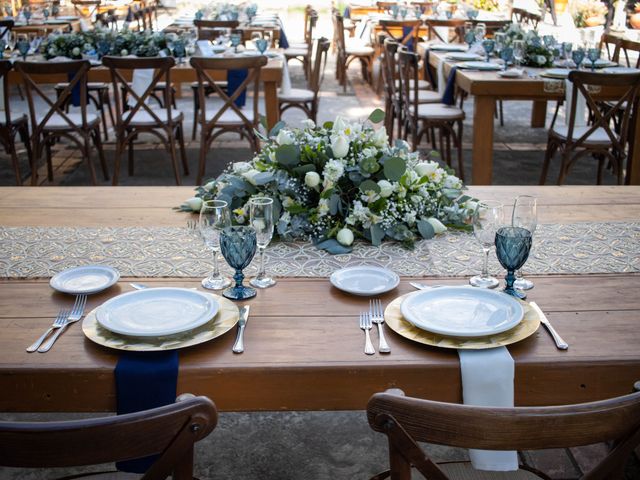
left=1, top=223, right=639, bottom=279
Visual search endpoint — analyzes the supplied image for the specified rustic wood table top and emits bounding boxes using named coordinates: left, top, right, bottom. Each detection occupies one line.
left=0, top=186, right=639, bottom=413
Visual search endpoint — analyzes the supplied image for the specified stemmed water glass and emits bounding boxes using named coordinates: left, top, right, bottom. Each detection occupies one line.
left=199, top=200, right=232, bottom=290
left=587, top=47, right=600, bottom=71
left=511, top=195, right=537, bottom=291
left=495, top=227, right=533, bottom=299
left=572, top=48, right=585, bottom=70
left=474, top=23, right=486, bottom=43
left=230, top=32, right=242, bottom=53
left=513, top=40, right=525, bottom=69
left=469, top=200, right=503, bottom=289
left=481, top=39, right=494, bottom=63
left=494, top=32, right=506, bottom=56
left=254, top=38, right=268, bottom=54
left=249, top=197, right=276, bottom=288
left=563, top=42, right=573, bottom=66
left=17, top=36, right=30, bottom=60
left=500, top=46, right=513, bottom=71
left=220, top=226, right=258, bottom=300
left=464, top=29, right=476, bottom=48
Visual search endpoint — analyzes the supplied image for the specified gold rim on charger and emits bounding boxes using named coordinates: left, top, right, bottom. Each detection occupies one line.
left=384, top=292, right=541, bottom=350
left=82, top=293, right=239, bottom=351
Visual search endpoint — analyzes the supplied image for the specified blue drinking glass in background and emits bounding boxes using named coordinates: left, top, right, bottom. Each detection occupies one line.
left=482, top=39, right=495, bottom=63
left=572, top=48, right=585, bottom=70
left=495, top=226, right=532, bottom=299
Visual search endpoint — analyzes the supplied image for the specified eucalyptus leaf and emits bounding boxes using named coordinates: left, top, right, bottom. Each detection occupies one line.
left=370, top=224, right=385, bottom=246
left=253, top=172, right=275, bottom=185
left=320, top=187, right=334, bottom=199
left=329, top=194, right=340, bottom=215
left=417, top=220, right=435, bottom=240
left=253, top=128, right=268, bottom=142
left=359, top=179, right=381, bottom=193
left=368, top=108, right=385, bottom=124
left=348, top=170, right=365, bottom=184
left=269, top=120, right=286, bottom=138
left=315, top=238, right=352, bottom=254
left=359, top=156, right=380, bottom=174
left=275, top=144, right=300, bottom=167
left=293, top=164, right=316, bottom=176
left=259, top=115, right=268, bottom=131
left=383, top=156, right=406, bottom=182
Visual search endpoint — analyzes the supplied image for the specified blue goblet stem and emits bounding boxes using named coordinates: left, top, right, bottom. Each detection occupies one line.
left=233, top=269, right=244, bottom=289
left=504, top=268, right=517, bottom=296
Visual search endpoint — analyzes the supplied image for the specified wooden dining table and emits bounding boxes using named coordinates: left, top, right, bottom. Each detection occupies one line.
left=0, top=185, right=639, bottom=413
left=426, top=49, right=640, bottom=186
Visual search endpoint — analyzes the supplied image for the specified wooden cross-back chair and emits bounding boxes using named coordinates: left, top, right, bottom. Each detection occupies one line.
left=424, top=18, right=466, bottom=44
left=0, top=395, right=217, bottom=480
left=102, top=55, right=188, bottom=186
left=0, top=18, right=13, bottom=38
left=284, top=8, right=318, bottom=80
left=368, top=388, right=640, bottom=480
left=510, top=7, right=541, bottom=28
left=15, top=59, right=108, bottom=186
left=279, top=37, right=330, bottom=123
left=599, top=33, right=621, bottom=62
left=541, top=71, right=640, bottom=185
left=381, top=38, right=401, bottom=141
left=397, top=49, right=465, bottom=180
left=190, top=55, right=267, bottom=184
left=71, top=0, right=101, bottom=21
left=613, top=38, right=640, bottom=69
left=194, top=19, right=240, bottom=42
left=377, top=1, right=397, bottom=13
left=333, top=12, right=374, bottom=92
left=0, top=60, right=32, bottom=185
left=378, top=19, right=421, bottom=51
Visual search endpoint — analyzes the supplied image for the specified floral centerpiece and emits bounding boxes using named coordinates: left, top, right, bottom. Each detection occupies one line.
left=501, top=23, right=554, bottom=68
left=40, top=32, right=95, bottom=59
left=181, top=111, right=474, bottom=253
left=571, top=0, right=608, bottom=27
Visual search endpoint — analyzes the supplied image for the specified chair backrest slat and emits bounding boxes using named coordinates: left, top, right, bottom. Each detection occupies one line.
left=310, top=37, right=331, bottom=95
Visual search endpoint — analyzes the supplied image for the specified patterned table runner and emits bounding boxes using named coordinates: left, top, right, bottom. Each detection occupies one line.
left=1, top=223, right=639, bottom=278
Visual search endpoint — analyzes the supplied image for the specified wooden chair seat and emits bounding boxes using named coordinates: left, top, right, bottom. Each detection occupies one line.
left=284, top=47, right=309, bottom=57
left=279, top=88, right=315, bottom=102
left=202, top=103, right=256, bottom=125
left=124, top=108, right=184, bottom=127
left=55, top=82, right=109, bottom=90
left=288, top=42, right=309, bottom=49
left=412, top=103, right=465, bottom=120
left=437, top=462, right=543, bottom=480
left=416, top=89, right=442, bottom=104
left=36, top=112, right=100, bottom=130
left=395, top=78, right=430, bottom=90
left=550, top=125, right=611, bottom=145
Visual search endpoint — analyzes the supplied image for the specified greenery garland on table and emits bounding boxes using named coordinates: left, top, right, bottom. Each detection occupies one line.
left=501, top=23, right=554, bottom=68
left=180, top=111, right=476, bottom=254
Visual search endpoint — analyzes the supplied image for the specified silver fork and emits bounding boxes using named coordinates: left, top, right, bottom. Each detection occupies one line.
left=370, top=299, right=391, bottom=353
left=359, top=312, right=375, bottom=355
left=38, top=295, right=87, bottom=353
left=26, top=309, right=70, bottom=352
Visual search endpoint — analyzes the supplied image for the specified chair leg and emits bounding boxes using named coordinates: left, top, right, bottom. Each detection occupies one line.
left=539, top=140, right=556, bottom=185
left=499, top=100, right=504, bottom=127
left=192, top=93, right=199, bottom=141
left=166, top=131, right=182, bottom=186
left=112, top=134, right=123, bottom=186
left=83, top=134, right=98, bottom=185
left=93, top=128, right=110, bottom=181
left=197, top=130, right=209, bottom=185
left=45, top=140, right=54, bottom=182
left=456, top=121, right=464, bottom=182
left=104, top=89, right=116, bottom=134
left=8, top=139, right=22, bottom=185
left=557, top=151, right=571, bottom=185
left=128, top=134, right=135, bottom=176
left=96, top=91, right=109, bottom=141
left=177, top=124, right=189, bottom=176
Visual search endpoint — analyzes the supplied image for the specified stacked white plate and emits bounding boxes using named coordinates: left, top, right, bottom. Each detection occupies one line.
left=400, top=286, right=524, bottom=337
left=446, top=52, right=483, bottom=61
left=457, top=61, right=502, bottom=71
left=330, top=266, right=399, bottom=296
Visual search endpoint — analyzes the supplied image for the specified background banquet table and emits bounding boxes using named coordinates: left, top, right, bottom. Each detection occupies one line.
left=0, top=186, right=639, bottom=413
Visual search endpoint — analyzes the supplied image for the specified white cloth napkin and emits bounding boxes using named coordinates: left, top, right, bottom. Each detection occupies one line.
left=280, top=55, right=292, bottom=95
left=458, top=346, right=519, bottom=471
left=436, top=59, right=445, bottom=96
left=129, top=68, right=154, bottom=108
left=197, top=40, right=214, bottom=57
left=564, top=79, right=587, bottom=127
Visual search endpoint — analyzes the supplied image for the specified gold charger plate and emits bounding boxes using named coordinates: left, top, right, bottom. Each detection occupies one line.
left=384, top=293, right=540, bottom=349
left=82, top=293, right=239, bottom=351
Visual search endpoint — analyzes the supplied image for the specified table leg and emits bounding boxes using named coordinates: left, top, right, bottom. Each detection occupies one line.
left=531, top=101, right=547, bottom=128
left=628, top=110, right=640, bottom=185
left=264, top=79, right=280, bottom=130
left=472, top=96, right=496, bottom=185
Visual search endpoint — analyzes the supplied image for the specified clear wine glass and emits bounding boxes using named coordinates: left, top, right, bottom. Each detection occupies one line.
left=249, top=197, right=276, bottom=288
left=199, top=199, right=232, bottom=290
left=500, top=46, right=513, bottom=71
left=511, top=195, right=537, bottom=291
left=474, top=23, right=486, bottom=43
left=469, top=200, right=503, bottom=289
left=513, top=39, right=525, bottom=69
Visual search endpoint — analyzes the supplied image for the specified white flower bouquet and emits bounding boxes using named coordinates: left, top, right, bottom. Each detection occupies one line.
left=181, top=111, right=475, bottom=253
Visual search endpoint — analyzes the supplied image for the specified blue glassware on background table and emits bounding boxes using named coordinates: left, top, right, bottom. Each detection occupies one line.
left=495, top=226, right=532, bottom=299
left=230, top=32, right=242, bottom=53
left=23, top=7, right=31, bottom=24
left=195, top=9, right=204, bottom=20
left=482, top=39, right=494, bottom=63
left=43, top=8, right=49, bottom=21
left=512, top=195, right=537, bottom=291
left=52, top=4, right=59, bottom=17
left=474, top=23, right=486, bottom=43
left=390, top=5, right=399, bottom=19
left=173, top=39, right=186, bottom=64
left=17, top=38, right=29, bottom=60
left=467, top=8, right=479, bottom=19
left=572, top=48, right=585, bottom=70
left=587, top=47, right=600, bottom=71
left=400, top=7, right=408, bottom=19
left=464, top=30, right=476, bottom=48
left=254, top=38, right=268, bottom=54
left=220, top=226, right=258, bottom=300
left=500, top=46, right=513, bottom=71
left=445, top=10, right=452, bottom=19
left=562, top=42, right=573, bottom=64
left=512, top=39, right=525, bottom=68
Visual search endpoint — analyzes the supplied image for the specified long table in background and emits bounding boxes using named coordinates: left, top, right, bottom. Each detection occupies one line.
left=0, top=186, right=639, bottom=413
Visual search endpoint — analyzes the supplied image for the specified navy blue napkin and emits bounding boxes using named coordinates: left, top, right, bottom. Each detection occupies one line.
left=227, top=69, right=248, bottom=107
left=424, top=50, right=436, bottom=88
left=278, top=19, right=289, bottom=49
left=68, top=72, right=81, bottom=107
left=442, top=66, right=457, bottom=106
left=343, top=5, right=351, bottom=18
left=402, top=26, right=415, bottom=52
left=115, top=351, right=179, bottom=473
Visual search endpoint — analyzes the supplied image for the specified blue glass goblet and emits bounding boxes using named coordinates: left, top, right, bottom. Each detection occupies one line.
left=390, top=5, right=399, bottom=19
left=482, top=39, right=495, bottom=63
left=587, top=47, right=600, bottom=71
left=467, top=9, right=479, bottom=19
left=17, top=38, right=29, bottom=60
left=500, top=46, right=513, bottom=71
left=572, top=48, right=585, bottom=70
left=254, top=38, right=268, bottom=54
left=220, top=226, right=258, bottom=300
left=495, top=226, right=532, bottom=300
left=230, top=33, right=242, bottom=53
left=464, top=30, right=476, bottom=48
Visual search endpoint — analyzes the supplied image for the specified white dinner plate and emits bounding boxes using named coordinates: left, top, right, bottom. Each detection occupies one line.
left=96, top=287, right=219, bottom=337
left=55, top=16, right=79, bottom=20
left=541, top=68, right=570, bottom=79
left=458, top=61, right=502, bottom=71
left=446, top=52, right=483, bottom=61
left=429, top=44, right=468, bottom=52
left=602, top=67, right=640, bottom=74
left=329, top=266, right=399, bottom=296
left=400, top=286, right=524, bottom=337
left=50, top=265, right=120, bottom=295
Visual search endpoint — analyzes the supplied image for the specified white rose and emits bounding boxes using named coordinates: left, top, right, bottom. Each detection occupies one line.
left=426, top=217, right=447, bottom=234
left=332, top=116, right=348, bottom=134
left=331, top=134, right=350, bottom=159
left=414, top=161, right=438, bottom=178
left=276, top=129, right=295, bottom=145
left=336, top=227, right=354, bottom=246
left=120, top=49, right=128, bottom=56
left=305, top=171, right=320, bottom=188
left=241, top=169, right=260, bottom=186
left=184, top=197, right=203, bottom=212
left=301, top=119, right=315, bottom=129
left=378, top=180, right=393, bottom=198
left=536, top=55, right=546, bottom=65
left=252, top=218, right=266, bottom=231
left=232, top=161, right=252, bottom=174
left=372, top=126, right=388, bottom=147
left=203, top=180, right=216, bottom=192
left=466, top=200, right=479, bottom=213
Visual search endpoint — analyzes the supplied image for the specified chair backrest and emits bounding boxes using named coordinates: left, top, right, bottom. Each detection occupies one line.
left=0, top=19, right=14, bottom=39
left=510, top=7, right=541, bottom=28
left=382, top=38, right=400, bottom=98
left=379, top=19, right=421, bottom=50
left=397, top=48, right=421, bottom=126
left=309, top=37, right=330, bottom=95
left=368, top=388, right=640, bottom=480
left=101, top=55, right=176, bottom=131
left=0, top=60, right=13, bottom=126
left=15, top=59, right=91, bottom=135
left=424, top=18, right=466, bottom=43
left=303, top=6, right=318, bottom=45
left=194, top=19, right=240, bottom=41
left=189, top=55, right=267, bottom=133
left=600, top=32, right=621, bottom=61
left=566, top=70, right=640, bottom=154
left=0, top=395, right=217, bottom=480
left=333, top=12, right=347, bottom=54
left=377, top=1, right=397, bottom=13
left=613, top=38, right=640, bottom=69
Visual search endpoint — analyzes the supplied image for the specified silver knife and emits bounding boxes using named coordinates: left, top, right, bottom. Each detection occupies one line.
left=232, top=306, right=250, bottom=353
left=530, top=301, right=568, bottom=350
